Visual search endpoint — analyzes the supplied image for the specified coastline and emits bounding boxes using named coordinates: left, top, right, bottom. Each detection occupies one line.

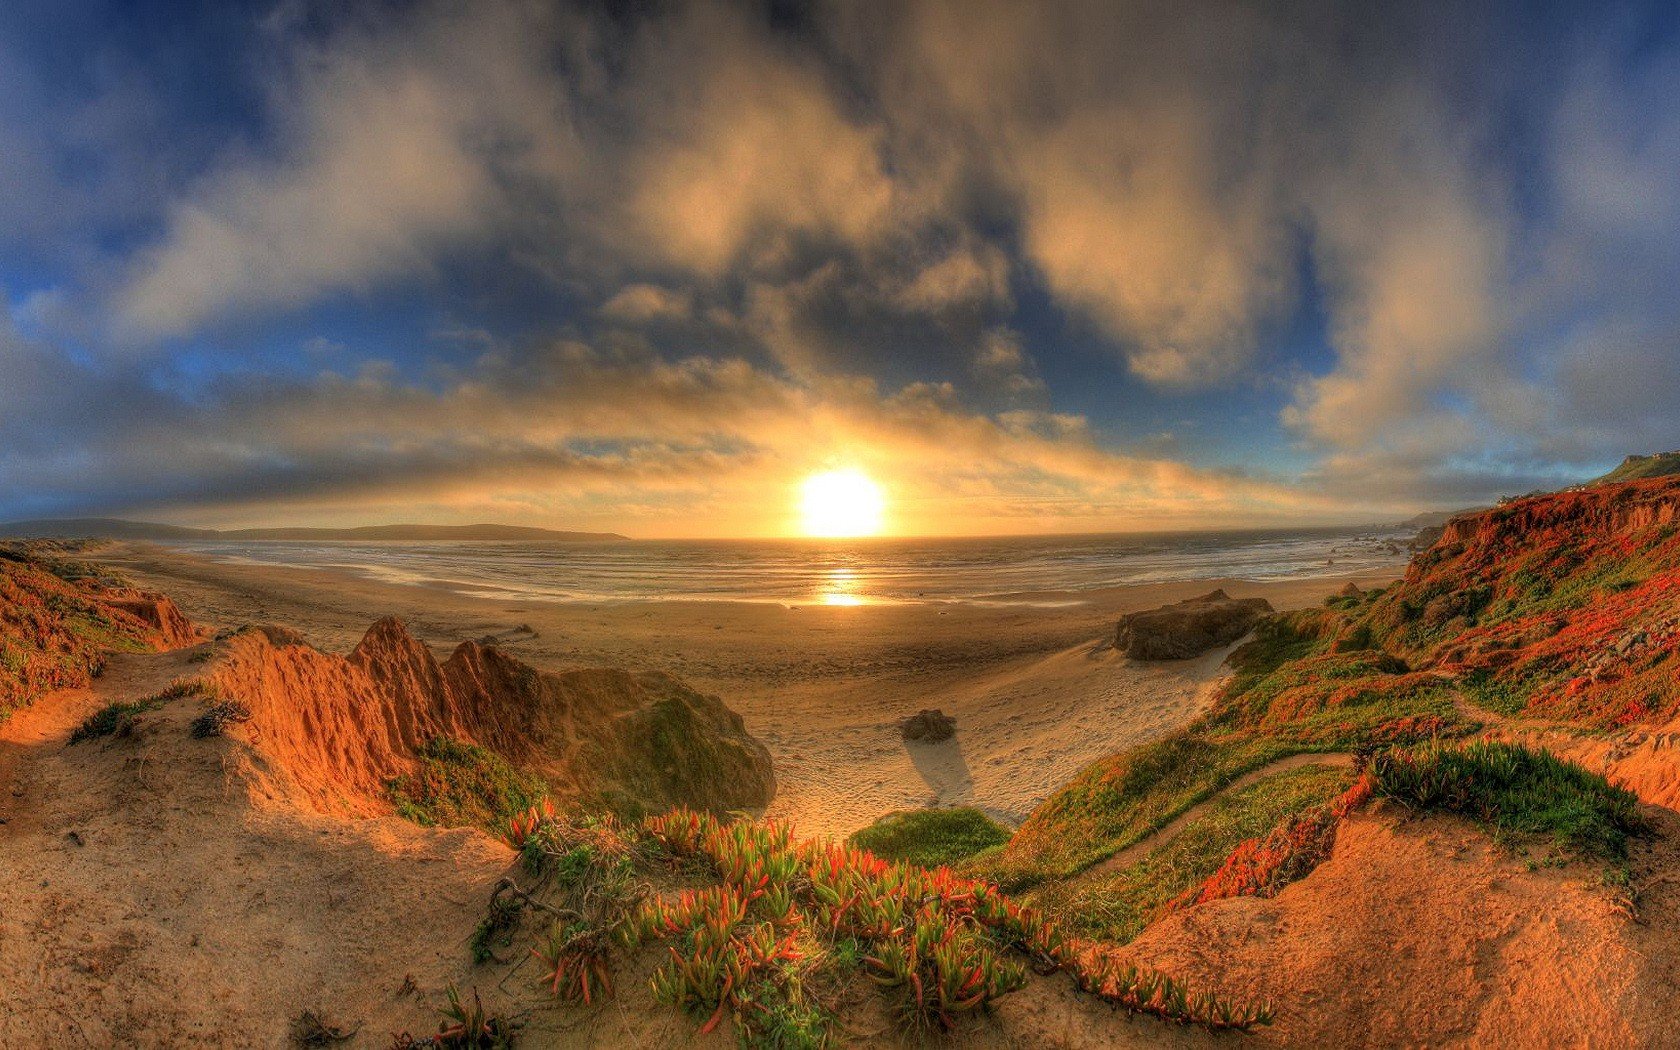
left=96, top=541, right=1402, bottom=839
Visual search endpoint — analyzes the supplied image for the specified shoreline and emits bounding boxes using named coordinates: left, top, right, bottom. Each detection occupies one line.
left=95, top=541, right=1403, bottom=838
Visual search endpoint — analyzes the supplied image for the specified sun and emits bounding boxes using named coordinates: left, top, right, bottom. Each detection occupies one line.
left=799, top=469, right=886, bottom=538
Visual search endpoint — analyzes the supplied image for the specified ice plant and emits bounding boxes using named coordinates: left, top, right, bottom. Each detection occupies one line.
left=502, top=799, right=555, bottom=850
left=532, top=922, right=613, bottom=1005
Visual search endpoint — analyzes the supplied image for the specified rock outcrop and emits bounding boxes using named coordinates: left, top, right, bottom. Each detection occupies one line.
left=101, top=590, right=203, bottom=649
left=1114, top=589, right=1273, bottom=660
left=0, top=553, right=204, bottom=716
left=198, top=618, right=774, bottom=818
left=900, top=708, right=956, bottom=742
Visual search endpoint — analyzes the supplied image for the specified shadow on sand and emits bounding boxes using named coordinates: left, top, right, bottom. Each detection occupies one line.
left=906, top=737, right=975, bottom=804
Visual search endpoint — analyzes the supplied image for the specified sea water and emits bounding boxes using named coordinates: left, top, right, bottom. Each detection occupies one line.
left=166, top=525, right=1414, bottom=607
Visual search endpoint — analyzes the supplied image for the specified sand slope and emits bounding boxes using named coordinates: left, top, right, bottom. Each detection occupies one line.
left=765, top=638, right=1242, bottom=839
left=0, top=646, right=517, bottom=1045
left=1122, top=807, right=1680, bottom=1048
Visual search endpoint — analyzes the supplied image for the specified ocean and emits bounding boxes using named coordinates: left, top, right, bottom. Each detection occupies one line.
left=166, top=525, right=1414, bottom=608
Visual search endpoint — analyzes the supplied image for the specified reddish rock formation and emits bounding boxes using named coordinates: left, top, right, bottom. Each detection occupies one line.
left=101, top=590, right=203, bottom=649
left=1431, top=477, right=1680, bottom=553
left=0, top=553, right=203, bottom=716
left=198, top=618, right=775, bottom=818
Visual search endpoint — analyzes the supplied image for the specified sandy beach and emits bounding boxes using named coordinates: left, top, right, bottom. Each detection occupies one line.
left=97, top=542, right=1401, bottom=839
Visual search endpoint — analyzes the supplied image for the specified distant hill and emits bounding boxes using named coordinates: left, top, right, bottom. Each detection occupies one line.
left=1592, top=451, right=1680, bottom=485
left=1397, top=509, right=1476, bottom=530
left=0, top=519, right=627, bottom=543
left=0, top=518, right=214, bottom=540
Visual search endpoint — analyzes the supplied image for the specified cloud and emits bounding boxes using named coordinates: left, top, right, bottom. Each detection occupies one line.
left=615, top=1, right=899, bottom=277
left=15, top=0, right=1680, bottom=526
left=827, top=0, right=1300, bottom=385
left=0, top=296, right=1333, bottom=534
left=115, top=1, right=580, bottom=339
left=599, top=284, right=695, bottom=325
left=1283, top=85, right=1511, bottom=449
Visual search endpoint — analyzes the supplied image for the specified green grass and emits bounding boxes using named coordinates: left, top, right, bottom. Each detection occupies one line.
left=1460, top=668, right=1535, bottom=717
left=1594, top=452, right=1680, bottom=485
left=971, top=732, right=1303, bottom=889
left=846, top=807, right=1010, bottom=868
left=387, top=736, right=547, bottom=831
left=1372, top=740, right=1645, bottom=861
left=1028, top=764, right=1351, bottom=943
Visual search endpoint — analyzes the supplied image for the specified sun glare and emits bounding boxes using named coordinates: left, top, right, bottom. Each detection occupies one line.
left=799, top=469, right=885, bottom=538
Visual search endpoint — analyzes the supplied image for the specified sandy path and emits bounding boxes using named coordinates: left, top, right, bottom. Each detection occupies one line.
left=762, top=638, right=1246, bottom=838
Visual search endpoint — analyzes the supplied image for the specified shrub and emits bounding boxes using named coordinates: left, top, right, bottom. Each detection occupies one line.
left=1372, top=741, right=1645, bottom=861
left=189, top=699, right=251, bottom=738
left=846, top=807, right=1009, bottom=868
left=69, top=699, right=158, bottom=743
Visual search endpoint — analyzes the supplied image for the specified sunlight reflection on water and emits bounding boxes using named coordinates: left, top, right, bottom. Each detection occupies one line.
left=817, top=568, right=868, bottom=605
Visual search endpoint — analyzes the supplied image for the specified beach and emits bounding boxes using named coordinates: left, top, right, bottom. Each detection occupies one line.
left=97, top=542, right=1402, bottom=839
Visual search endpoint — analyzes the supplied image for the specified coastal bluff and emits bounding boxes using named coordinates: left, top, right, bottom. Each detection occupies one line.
left=197, top=617, right=775, bottom=817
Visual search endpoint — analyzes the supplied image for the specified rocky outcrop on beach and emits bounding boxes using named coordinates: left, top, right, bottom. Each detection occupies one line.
left=1114, top=589, right=1273, bottom=660
left=900, top=708, right=956, bottom=742
left=197, top=617, right=774, bottom=817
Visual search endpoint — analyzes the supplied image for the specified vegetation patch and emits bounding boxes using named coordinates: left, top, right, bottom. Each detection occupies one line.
left=846, top=807, right=1010, bottom=868
left=1172, top=774, right=1375, bottom=911
left=0, top=554, right=166, bottom=721
left=189, top=699, right=251, bottom=738
left=69, top=699, right=159, bottom=743
left=387, top=737, right=547, bottom=832
left=1028, top=764, right=1353, bottom=943
left=980, top=732, right=1300, bottom=889
left=392, top=984, right=516, bottom=1049
left=68, top=683, right=198, bottom=744
left=473, top=804, right=1272, bottom=1043
left=1373, top=741, right=1645, bottom=862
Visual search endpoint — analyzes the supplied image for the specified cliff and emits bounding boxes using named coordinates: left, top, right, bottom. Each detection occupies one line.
left=1385, top=476, right=1680, bottom=726
left=198, top=617, right=775, bottom=818
left=0, top=548, right=203, bottom=717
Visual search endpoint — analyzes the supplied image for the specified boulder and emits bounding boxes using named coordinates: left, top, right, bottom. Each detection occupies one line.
left=900, top=708, right=956, bottom=743
left=1339, top=582, right=1364, bottom=598
left=1115, top=592, right=1274, bottom=660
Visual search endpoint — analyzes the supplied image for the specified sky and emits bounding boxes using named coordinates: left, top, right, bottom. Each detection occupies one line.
left=2, top=0, right=1680, bottom=538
